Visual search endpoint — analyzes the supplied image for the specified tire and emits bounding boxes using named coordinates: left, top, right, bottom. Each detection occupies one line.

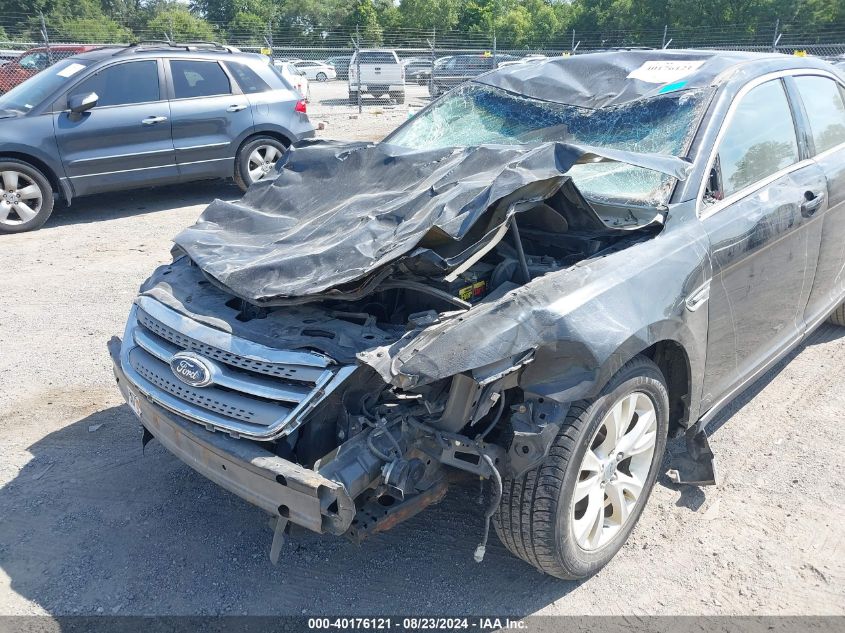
left=234, top=136, right=287, bottom=192
left=829, top=303, right=845, bottom=326
left=316, top=72, right=328, bottom=82
left=348, top=91, right=359, bottom=104
left=494, top=355, right=669, bottom=579
left=0, top=159, right=55, bottom=234
left=389, top=91, right=405, bottom=104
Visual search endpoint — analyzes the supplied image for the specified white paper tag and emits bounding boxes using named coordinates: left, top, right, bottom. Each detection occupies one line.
left=57, top=63, right=85, bottom=78
left=627, top=60, right=705, bottom=84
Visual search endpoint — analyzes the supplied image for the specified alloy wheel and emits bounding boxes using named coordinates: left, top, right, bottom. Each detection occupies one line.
left=0, top=170, right=43, bottom=227
left=247, top=145, right=282, bottom=183
left=571, top=391, right=658, bottom=551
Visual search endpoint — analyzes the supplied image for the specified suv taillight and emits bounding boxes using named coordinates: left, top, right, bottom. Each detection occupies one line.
left=295, top=99, right=307, bottom=113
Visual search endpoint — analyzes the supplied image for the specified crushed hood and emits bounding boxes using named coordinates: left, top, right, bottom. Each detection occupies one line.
left=174, top=140, right=691, bottom=306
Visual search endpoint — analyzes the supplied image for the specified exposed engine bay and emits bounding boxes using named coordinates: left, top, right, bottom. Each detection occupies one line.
left=136, top=163, right=670, bottom=557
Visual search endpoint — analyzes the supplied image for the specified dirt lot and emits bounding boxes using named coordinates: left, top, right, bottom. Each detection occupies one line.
left=0, top=110, right=843, bottom=618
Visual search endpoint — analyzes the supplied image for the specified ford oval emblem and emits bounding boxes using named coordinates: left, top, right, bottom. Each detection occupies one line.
left=169, top=352, right=215, bottom=388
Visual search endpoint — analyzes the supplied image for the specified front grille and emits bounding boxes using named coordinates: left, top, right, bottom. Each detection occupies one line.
left=120, top=296, right=352, bottom=440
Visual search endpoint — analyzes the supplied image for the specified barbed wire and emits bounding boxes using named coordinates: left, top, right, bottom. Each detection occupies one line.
left=0, top=13, right=843, bottom=58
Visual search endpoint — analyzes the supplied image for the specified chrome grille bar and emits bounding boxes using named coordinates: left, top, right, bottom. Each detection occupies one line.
left=119, top=298, right=356, bottom=441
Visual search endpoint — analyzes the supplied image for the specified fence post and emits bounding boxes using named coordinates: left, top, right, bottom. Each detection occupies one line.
left=429, top=27, right=436, bottom=96
left=571, top=29, right=575, bottom=55
left=355, top=25, right=362, bottom=114
left=492, top=32, right=497, bottom=67
left=39, top=12, right=51, bottom=64
left=662, top=25, right=668, bottom=49
left=772, top=18, right=781, bottom=52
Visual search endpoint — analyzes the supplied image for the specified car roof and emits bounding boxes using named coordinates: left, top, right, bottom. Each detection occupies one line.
left=477, top=48, right=835, bottom=109
left=73, top=44, right=263, bottom=64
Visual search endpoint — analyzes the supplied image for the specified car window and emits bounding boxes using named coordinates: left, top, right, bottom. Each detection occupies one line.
left=226, top=62, right=270, bottom=94
left=170, top=60, right=230, bottom=99
left=793, top=75, right=845, bottom=154
left=358, top=52, right=397, bottom=65
left=19, top=52, right=48, bottom=70
left=713, top=80, right=799, bottom=200
left=70, top=60, right=160, bottom=107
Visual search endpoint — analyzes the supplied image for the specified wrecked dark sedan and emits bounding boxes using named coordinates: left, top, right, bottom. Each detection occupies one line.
left=109, top=50, right=845, bottom=579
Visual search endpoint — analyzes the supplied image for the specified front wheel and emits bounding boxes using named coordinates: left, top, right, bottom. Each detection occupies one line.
left=494, top=355, right=669, bottom=579
left=0, top=159, right=55, bottom=234
left=234, top=136, right=287, bottom=191
left=316, top=72, right=328, bottom=82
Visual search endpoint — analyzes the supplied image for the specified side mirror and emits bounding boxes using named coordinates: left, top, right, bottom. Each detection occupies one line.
left=68, top=92, right=98, bottom=114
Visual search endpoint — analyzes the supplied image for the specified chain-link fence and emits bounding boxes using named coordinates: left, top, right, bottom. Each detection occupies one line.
left=1, top=13, right=843, bottom=132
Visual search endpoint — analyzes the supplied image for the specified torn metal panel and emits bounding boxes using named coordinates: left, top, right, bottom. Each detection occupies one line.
left=174, top=140, right=690, bottom=306
left=359, top=207, right=711, bottom=420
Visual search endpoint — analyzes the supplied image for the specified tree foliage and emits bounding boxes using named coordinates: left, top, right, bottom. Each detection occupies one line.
left=0, top=0, right=842, bottom=48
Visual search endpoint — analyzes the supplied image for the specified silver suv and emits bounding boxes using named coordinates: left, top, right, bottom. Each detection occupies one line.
left=0, top=41, right=314, bottom=233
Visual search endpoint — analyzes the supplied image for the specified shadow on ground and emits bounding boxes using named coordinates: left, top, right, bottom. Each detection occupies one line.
left=1, top=324, right=841, bottom=615
left=0, top=406, right=579, bottom=616
left=43, top=180, right=242, bottom=229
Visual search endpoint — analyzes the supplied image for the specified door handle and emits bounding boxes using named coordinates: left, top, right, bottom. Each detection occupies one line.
left=227, top=104, right=248, bottom=112
left=800, top=191, right=826, bottom=218
left=142, top=116, right=167, bottom=125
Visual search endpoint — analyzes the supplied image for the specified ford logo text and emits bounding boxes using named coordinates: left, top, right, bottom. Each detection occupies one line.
left=169, top=352, right=215, bottom=388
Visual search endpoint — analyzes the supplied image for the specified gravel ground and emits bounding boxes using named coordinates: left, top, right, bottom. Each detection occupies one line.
left=0, top=108, right=843, bottom=617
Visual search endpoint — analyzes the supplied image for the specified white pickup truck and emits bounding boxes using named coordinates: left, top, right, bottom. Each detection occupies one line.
left=348, top=49, right=406, bottom=103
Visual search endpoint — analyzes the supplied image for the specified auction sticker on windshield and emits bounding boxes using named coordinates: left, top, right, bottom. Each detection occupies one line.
left=57, top=63, right=86, bottom=78
left=627, top=60, right=705, bottom=84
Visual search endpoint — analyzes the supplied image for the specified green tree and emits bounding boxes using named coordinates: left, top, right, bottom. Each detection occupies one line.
left=347, top=0, right=383, bottom=45
left=146, top=6, right=217, bottom=41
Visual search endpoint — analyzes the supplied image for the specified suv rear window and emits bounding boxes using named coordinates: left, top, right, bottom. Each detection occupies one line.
left=357, top=52, right=397, bottom=65
left=170, top=60, right=231, bottom=99
left=226, top=62, right=271, bottom=94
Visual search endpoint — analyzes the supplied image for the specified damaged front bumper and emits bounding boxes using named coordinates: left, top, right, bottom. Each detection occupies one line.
left=108, top=337, right=356, bottom=535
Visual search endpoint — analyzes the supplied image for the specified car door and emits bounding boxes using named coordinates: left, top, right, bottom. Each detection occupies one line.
left=53, top=58, right=177, bottom=196
left=699, top=77, right=827, bottom=410
left=166, top=58, right=253, bottom=180
left=790, top=73, right=845, bottom=326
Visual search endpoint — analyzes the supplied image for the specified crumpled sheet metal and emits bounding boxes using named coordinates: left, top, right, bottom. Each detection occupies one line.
left=174, top=139, right=690, bottom=305
left=359, top=210, right=712, bottom=412
left=478, top=49, right=767, bottom=109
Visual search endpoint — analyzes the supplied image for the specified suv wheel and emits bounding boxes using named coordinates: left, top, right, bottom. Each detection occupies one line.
left=389, top=91, right=405, bottom=105
left=0, top=159, right=54, bottom=234
left=494, top=355, right=669, bottom=579
left=316, top=72, right=328, bottom=82
left=234, top=136, right=287, bottom=191
left=348, top=90, right=359, bottom=104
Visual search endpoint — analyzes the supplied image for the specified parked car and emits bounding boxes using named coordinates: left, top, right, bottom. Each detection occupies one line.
left=292, top=60, right=336, bottom=82
left=428, top=53, right=517, bottom=97
left=110, top=50, right=845, bottom=579
left=0, top=42, right=313, bottom=233
left=0, top=45, right=98, bottom=94
left=325, top=55, right=351, bottom=79
left=409, top=55, right=452, bottom=86
left=497, top=54, right=548, bottom=68
left=348, top=49, right=405, bottom=103
left=273, top=60, right=310, bottom=99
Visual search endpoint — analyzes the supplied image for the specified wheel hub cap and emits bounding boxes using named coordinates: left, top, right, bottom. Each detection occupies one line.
left=570, top=391, right=658, bottom=551
left=0, top=170, right=43, bottom=226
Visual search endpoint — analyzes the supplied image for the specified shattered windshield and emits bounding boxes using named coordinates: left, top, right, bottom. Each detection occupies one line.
left=387, top=83, right=708, bottom=206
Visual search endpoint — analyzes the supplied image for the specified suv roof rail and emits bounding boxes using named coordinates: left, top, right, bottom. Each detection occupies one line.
left=115, top=41, right=241, bottom=56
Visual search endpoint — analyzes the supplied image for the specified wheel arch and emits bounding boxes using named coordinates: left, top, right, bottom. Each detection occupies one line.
left=640, top=339, right=692, bottom=436
left=0, top=151, right=67, bottom=201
